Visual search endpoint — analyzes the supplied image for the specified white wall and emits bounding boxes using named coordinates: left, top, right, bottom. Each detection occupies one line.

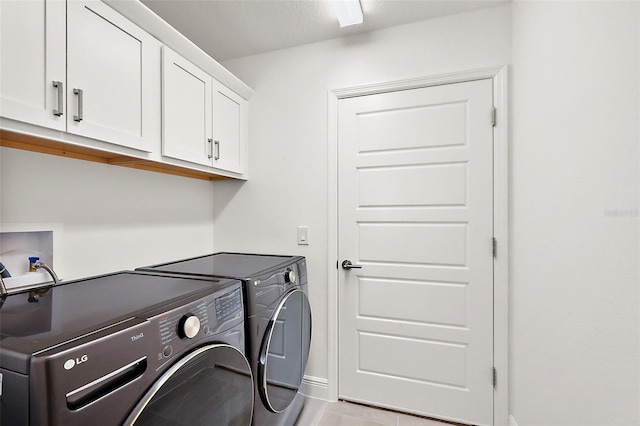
left=1, top=1, right=636, bottom=424
left=511, top=1, right=639, bottom=425
left=217, top=1, right=640, bottom=424
left=0, top=147, right=215, bottom=279
left=215, top=3, right=512, bottom=396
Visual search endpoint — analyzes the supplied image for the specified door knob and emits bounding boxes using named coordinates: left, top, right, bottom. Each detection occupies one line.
left=341, top=260, right=362, bottom=270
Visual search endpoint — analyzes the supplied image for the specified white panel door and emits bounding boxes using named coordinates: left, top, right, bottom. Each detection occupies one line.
left=338, top=79, right=494, bottom=425
left=0, top=0, right=66, bottom=131
left=213, top=81, right=245, bottom=173
left=161, top=46, right=213, bottom=166
left=66, top=0, right=154, bottom=151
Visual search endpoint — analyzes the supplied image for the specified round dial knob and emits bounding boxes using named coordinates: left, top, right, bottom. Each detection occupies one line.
left=283, top=269, right=297, bottom=284
left=178, top=314, right=201, bottom=339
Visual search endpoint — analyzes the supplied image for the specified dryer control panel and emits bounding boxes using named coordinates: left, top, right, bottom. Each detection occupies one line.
left=246, top=263, right=302, bottom=311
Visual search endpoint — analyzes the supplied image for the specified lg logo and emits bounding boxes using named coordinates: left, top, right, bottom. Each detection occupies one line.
left=64, top=355, right=88, bottom=370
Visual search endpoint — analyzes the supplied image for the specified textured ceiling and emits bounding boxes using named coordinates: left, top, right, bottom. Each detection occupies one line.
left=141, top=0, right=508, bottom=62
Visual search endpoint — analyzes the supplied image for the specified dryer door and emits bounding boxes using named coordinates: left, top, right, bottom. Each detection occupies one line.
left=258, top=288, right=312, bottom=413
left=125, top=344, right=253, bottom=426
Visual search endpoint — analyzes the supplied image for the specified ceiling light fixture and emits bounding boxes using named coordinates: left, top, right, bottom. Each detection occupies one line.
left=333, top=0, right=363, bottom=28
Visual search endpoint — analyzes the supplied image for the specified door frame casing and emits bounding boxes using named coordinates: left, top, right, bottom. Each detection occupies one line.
left=327, top=66, right=509, bottom=425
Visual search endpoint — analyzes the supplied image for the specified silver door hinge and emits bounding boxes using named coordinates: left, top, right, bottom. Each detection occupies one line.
left=492, top=107, right=497, bottom=127
left=492, top=238, right=497, bottom=258
left=493, top=367, right=497, bottom=388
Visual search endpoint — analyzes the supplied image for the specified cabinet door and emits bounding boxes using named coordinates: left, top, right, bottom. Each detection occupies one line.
left=66, top=0, right=154, bottom=152
left=213, top=82, right=246, bottom=174
left=161, top=46, right=213, bottom=166
left=0, top=0, right=66, bottom=131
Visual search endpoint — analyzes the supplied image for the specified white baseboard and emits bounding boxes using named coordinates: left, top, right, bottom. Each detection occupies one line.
left=509, top=415, right=518, bottom=426
left=300, top=375, right=330, bottom=400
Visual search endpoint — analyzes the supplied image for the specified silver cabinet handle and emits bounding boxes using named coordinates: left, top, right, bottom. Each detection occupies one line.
left=341, top=260, right=362, bottom=270
left=73, top=88, right=83, bottom=122
left=52, top=81, right=64, bottom=116
left=214, top=140, right=220, bottom=160
left=207, top=138, right=213, bottom=159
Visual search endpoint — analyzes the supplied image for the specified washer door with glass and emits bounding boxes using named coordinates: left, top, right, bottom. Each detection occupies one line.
left=125, top=344, right=253, bottom=426
left=258, top=288, right=312, bottom=413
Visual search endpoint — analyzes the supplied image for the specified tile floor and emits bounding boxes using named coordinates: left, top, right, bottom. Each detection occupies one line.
left=295, top=398, right=460, bottom=426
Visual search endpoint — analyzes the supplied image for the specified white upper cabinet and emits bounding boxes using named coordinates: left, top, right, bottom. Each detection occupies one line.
left=0, top=0, right=66, bottom=131
left=162, top=46, right=213, bottom=166
left=66, top=0, right=155, bottom=152
left=213, top=82, right=246, bottom=174
left=1, top=0, right=250, bottom=180
left=1, top=0, right=156, bottom=152
left=162, top=46, right=247, bottom=175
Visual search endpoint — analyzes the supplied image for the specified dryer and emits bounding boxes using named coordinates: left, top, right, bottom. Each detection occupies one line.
left=0, top=271, right=253, bottom=426
left=137, top=252, right=312, bottom=426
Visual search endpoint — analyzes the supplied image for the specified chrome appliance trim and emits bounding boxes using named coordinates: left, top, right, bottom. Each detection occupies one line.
left=123, top=343, right=253, bottom=425
left=258, top=288, right=311, bottom=413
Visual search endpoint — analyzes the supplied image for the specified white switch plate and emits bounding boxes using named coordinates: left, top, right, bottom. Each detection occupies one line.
left=297, top=226, right=309, bottom=245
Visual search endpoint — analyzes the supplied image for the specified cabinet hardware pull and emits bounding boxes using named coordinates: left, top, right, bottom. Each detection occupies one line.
left=73, top=88, right=83, bottom=122
left=214, top=140, right=220, bottom=160
left=207, top=138, right=213, bottom=159
left=52, top=81, right=64, bottom=116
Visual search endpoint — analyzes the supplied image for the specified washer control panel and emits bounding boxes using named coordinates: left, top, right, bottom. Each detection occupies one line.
left=159, top=300, right=209, bottom=345
left=150, top=282, right=244, bottom=369
left=214, top=287, right=243, bottom=321
left=177, top=314, right=201, bottom=339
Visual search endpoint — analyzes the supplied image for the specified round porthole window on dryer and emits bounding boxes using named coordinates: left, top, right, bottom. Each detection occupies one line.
left=257, top=288, right=312, bottom=413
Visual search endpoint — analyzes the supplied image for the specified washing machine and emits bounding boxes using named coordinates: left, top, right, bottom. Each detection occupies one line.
left=137, top=252, right=312, bottom=426
left=0, top=271, right=253, bottom=426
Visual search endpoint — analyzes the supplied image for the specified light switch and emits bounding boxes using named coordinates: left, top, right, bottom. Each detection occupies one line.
left=297, top=226, right=309, bottom=245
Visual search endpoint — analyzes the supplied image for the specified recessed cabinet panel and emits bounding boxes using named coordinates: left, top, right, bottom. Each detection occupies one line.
left=0, top=0, right=66, bottom=131
left=213, top=83, right=245, bottom=174
left=67, top=0, right=154, bottom=152
left=162, top=46, right=213, bottom=166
